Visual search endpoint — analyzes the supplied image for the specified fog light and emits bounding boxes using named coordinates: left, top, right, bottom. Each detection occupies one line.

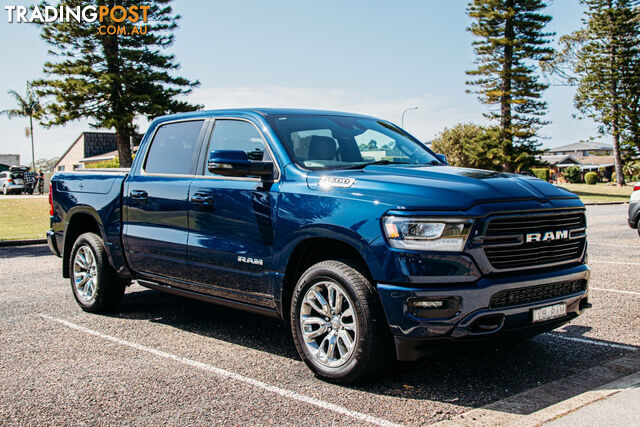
left=409, top=297, right=460, bottom=319
left=411, top=300, right=445, bottom=309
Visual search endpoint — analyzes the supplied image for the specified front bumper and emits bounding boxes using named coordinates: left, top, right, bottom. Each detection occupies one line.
left=377, top=263, right=590, bottom=361
left=628, top=201, right=639, bottom=228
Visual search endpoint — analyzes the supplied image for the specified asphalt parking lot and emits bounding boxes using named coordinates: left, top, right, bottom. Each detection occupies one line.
left=1, top=204, right=638, bottom=426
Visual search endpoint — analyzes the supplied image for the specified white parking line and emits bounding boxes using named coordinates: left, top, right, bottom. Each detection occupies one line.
left=591, top=287, right=640, bottom=296
left=589, top=260, right=640, bottom=266
left=39, top=314, right=401, bottom=427
left=544, top=333, right=638, bottom=351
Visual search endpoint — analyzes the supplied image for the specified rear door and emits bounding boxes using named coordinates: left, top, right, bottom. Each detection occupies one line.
left=187, top=118, right=281, bottom=307
left=123, top=119, right=207, bottom=283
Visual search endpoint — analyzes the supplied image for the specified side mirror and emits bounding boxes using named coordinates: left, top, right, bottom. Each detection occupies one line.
left=207, top=150, right=273, bottom=178
left=435, top=154, right=448, bottom=165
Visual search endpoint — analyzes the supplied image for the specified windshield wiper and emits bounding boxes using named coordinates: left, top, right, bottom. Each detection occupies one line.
left=339, top=160, right=411, bottom=170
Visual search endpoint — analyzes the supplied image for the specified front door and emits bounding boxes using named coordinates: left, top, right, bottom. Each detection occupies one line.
left=123, top=119, right=206, bottom=282
left=188, top=118, right=280, bottom=307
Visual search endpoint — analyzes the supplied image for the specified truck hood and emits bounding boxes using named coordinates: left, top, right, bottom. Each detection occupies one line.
left=306, top=165, right=578, bottom=211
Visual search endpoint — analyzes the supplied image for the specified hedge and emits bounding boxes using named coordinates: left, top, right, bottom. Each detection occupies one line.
left=531, top=168, right=550, bottom=181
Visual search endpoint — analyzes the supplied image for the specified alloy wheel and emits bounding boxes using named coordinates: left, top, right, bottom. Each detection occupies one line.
left=72, top=245, right=98, bottom=302
left=299, top=281, right=358, bottom=368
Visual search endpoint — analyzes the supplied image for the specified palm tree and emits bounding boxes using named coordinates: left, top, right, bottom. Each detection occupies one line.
left=1, top=82, right=44, bottom=169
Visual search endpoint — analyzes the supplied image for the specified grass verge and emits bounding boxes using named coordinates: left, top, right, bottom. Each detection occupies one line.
left=0, top=197, right=50, bottom=241
left=557, top=183, right=633, bottom=204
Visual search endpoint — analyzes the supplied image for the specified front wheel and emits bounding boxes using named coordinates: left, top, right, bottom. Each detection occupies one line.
left=290, top=260, right=391, bottom=383
left=69, top=232, right=126, bottom=313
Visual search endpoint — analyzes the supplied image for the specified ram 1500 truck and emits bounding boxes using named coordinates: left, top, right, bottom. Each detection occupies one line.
left=47, top=109, right=591, bottom=383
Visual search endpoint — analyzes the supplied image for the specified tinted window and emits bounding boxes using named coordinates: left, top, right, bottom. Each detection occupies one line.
left=204, top=120, right=270, bottom=176
left=144, top=120, right=204, bottom=175
left=266, top=115, right=439, bottom=170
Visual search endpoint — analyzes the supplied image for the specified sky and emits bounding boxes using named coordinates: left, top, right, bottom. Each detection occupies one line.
left=0, top=0, right=600, bottom=164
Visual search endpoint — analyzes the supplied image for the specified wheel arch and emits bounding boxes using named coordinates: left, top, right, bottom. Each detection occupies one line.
left=278, top=232, right=380, bottom=322
left=62, top=209, right=104, bottom=278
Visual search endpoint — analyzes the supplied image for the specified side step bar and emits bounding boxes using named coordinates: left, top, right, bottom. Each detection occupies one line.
left=137, top=279, right=280, bottom=319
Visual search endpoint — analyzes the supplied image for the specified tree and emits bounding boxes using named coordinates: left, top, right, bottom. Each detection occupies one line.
left=543, top=0, right=640, bottom=186
left=34, top=157, right=60, bottom=173
left=466, top=0, right=554, bottom=172
left=431, top=123, right=504, bottom=170
left=0, top=82, right=44, bottom=169
left=34, top=0, right=202, bottom=168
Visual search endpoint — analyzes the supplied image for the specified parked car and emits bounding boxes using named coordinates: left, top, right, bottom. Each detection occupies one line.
left=0, top=166, right=28, bottom=195
left=47, top=109, right=591, bottom=383
left=628, top=183, right=640, bottom=236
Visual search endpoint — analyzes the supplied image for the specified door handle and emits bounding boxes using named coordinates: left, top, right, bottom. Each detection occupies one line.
left=130, top=190, right=148, bottom=200
left=191, top=193, right=214, bottom=206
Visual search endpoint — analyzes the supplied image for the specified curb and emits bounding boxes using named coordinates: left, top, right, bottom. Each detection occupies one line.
left=520, top=370, right=640, bottom=426
left=433, top=350, right=640, bottom=426
left=0, top=239, right=47, bottom=247
left=583, top=201, right=629, bottom=206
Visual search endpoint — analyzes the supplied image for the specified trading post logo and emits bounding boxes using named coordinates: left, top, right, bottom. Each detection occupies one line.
left=4, top=4, right=149, bottom=36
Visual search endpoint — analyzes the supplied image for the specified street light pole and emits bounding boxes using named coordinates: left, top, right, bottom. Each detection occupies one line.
left=401, top=106, right=419, bottom=129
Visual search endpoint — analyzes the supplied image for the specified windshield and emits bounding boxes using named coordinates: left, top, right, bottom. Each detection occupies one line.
left=265, top=115, right=440, bottom=170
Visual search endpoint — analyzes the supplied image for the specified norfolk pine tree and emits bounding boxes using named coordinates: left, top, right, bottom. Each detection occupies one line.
left=575, top=0, right=640, bottom=185
left=544, top=1, right=640, bottom=185
left=466, top=0, right=554, bottom=172
left=34, top=0, right=201, bottom=168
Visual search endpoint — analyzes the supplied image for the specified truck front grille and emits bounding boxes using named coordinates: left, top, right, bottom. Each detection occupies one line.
left=489, top=279, right=587, bottom=308
left=482, top=211, right=586, bottom=270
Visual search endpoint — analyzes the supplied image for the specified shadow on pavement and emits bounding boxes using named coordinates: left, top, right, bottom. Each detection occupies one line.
left=0, top=244, right=52, bottom=259
left=110, top=286, right=637, bottom=410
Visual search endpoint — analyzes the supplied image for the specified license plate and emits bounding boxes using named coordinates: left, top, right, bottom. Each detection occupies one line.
left=532, top=303, right=566, bottom=323
left=14, top=179, right=23, bottom=184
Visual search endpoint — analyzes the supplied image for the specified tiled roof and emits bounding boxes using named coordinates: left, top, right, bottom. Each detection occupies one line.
left=83, top=132, right=118, bottom=158
left=573, top=155, right=616, bottom=166
left=546, top=142, right=613, bottom=153
left=540, top=154, right=581, bottom=165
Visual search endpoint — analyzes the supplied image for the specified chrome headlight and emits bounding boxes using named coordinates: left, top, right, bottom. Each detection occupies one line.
left=382, top=216, right=473, bottom=251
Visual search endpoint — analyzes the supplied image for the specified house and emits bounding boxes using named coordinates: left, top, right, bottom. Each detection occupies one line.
left=79, top=150, right=119, bottom=167
left=55, top=132, right=141, bottom=172
left=79, top=146, right=140, bottom=167
left=539, top=153, right=616, bottom=181
left=0, top=154, right=20, bottom=172
left=539, top=142, right=616, bottom=181
left=545, top=142, right=613, bottom=157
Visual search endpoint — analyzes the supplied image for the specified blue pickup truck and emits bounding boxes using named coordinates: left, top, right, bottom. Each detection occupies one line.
left=47, top=109, right=590, bottom=383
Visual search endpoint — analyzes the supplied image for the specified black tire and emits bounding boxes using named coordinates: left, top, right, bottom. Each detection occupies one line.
left=290, top=260, right=391, bottom=384
left=68, top=232, right=126, bottom=313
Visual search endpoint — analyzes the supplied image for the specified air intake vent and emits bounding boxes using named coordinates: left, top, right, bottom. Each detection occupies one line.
left=489, top=279, right=587, bottom=308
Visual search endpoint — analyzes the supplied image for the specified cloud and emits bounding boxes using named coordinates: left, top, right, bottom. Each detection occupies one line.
left=189, top=86, right=487, bottom=142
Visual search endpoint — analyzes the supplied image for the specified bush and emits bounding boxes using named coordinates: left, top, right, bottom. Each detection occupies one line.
left=584, top=171, right=598, bottom=185
left=531, top=168, right=550, bottom=181
left=623, top=161, right=640, bottom=183
left=562, top=166, right=582, bottom=183
left=89, top=154, right=135, bottom=169
left=90, top=157, right=120, bottom=168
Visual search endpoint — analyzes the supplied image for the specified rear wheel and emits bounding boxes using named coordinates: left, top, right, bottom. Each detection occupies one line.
left=290, top=260, right=391, bottom=383
left=69, top=232, right=126, bottom=313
